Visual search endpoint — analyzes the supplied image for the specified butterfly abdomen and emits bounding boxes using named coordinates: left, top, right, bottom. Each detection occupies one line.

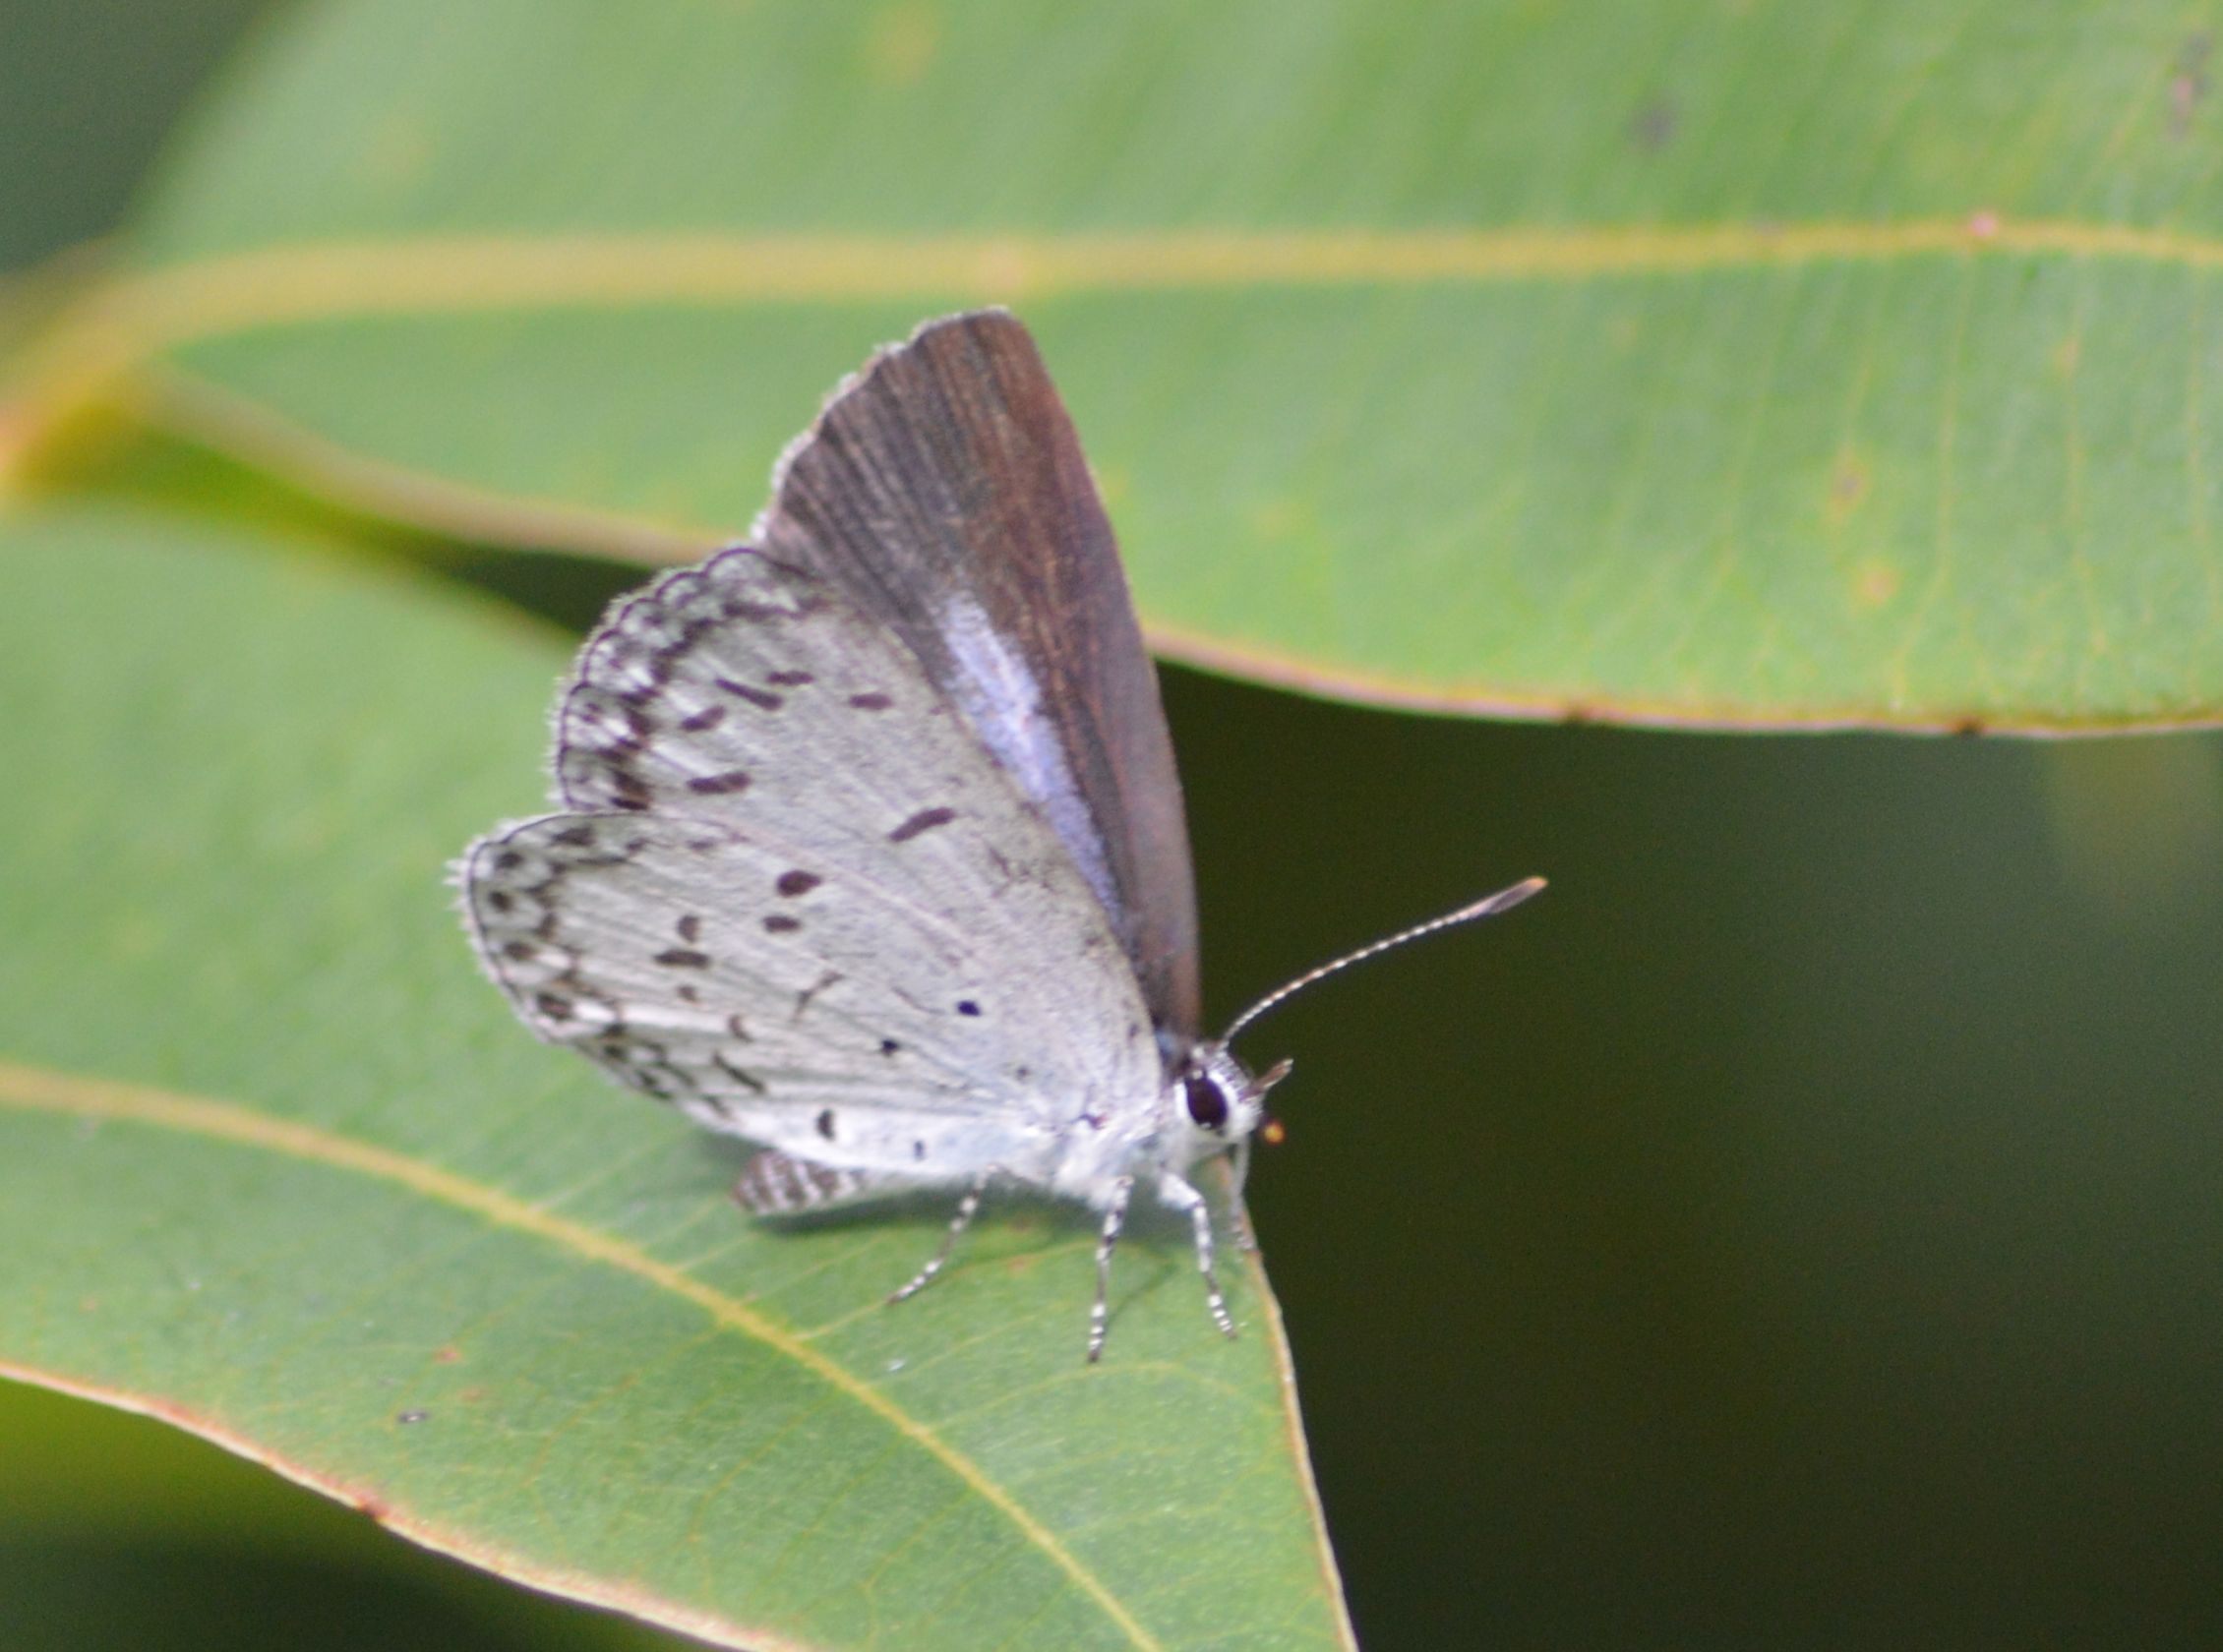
left=732, top=1150, right=892, bottom=1216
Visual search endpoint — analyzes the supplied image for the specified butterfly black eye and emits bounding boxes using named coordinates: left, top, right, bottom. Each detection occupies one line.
left=1183, top=1073, right=1230, bottom=1132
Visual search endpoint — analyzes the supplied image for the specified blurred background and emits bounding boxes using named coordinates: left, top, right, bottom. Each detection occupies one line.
left=5, top=2, right=2222, bottom=1649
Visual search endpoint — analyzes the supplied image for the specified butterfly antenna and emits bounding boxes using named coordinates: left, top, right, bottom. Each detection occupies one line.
left=1219, top=876, right=1546, bottom=1046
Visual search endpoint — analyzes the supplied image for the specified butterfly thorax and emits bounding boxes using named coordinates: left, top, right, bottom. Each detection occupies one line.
left=1044, top=1038, right=1263, bottom=1208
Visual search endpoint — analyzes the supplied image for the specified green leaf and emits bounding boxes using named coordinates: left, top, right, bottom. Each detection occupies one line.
left=0, top=500, right=1352, bottom=1652
left=25, top=0, right=2223, bottom=730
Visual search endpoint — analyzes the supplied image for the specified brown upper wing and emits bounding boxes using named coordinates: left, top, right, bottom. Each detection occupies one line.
left=753, top=311, right=1201, bottom=1038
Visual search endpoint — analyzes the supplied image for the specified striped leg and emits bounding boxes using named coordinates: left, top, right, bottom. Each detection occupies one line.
left=887, top=1169, right=993, bottom=1304
left=1158, top=1172, right=1235, bottom=1339
left=1085, top=1176, right=1136, bottom=1363
left=1227, top=1138, right=1257, bottom=1252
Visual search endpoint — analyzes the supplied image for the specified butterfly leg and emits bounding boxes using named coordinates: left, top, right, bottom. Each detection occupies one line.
left=1227, top=1138, right=1258, bottom=1252
left=888, top=1168, right=995, bottom=1305
left=1085, top=1175, right=1137, bottom=1364
left=1157, top=1171, right=1236, bottom=1340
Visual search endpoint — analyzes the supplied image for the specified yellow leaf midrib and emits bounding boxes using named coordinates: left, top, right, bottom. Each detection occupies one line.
left=53, top=216, right=2223, bottom=362
left=0, top=1055, right=1165, bottom=1652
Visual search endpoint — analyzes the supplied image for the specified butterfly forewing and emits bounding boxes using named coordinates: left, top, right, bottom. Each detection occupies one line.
left=755, top=312, right=1202, bottom=1037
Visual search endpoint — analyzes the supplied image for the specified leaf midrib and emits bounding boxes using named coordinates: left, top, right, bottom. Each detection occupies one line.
left=0, top=1054, right=1166, bottom=1652
left=43, top=215, right=2223, bottom=368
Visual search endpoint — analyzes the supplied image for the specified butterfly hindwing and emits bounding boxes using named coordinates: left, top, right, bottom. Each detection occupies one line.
left=463, top=810, right=1153, bottom=1181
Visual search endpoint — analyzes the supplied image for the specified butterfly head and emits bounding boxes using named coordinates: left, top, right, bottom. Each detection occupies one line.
left=1165, top=1042, right=1292, bottom=1166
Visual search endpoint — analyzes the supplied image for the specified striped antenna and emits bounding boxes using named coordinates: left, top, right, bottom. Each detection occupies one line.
left=1219, top=876, right=1546, bottom=1046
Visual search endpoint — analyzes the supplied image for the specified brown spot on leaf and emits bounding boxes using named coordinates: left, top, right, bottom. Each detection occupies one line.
left=1853, top=560, right=1901, bottom=608
left=1626, top=94, right=1677, bottom=151
left=2173, top=34, right=2211, bottom=138
left=1829, top=455, right=1870, bottom=522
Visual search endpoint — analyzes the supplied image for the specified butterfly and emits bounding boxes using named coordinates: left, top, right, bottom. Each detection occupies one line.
left=459, top=310, right=1541, bottom=1360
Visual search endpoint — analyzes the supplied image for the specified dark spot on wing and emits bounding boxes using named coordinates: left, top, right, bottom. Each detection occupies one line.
left=715, top=678, right=784, bottom=711
left=675, top=915, right=700, bottom=943
left=677, top=984, right=700, bottom=1004
left=815, top=1108, right=836, bottom=1140
left=776, top=870, right=822, bottom=898
left=848, top=691, right=892, bottom=711
left=889, top=806, right=957, bottom=842
left=654, top=948, right=711, bottom=969
left=913, top=1140, right=927, bottom=1161
left=795, top=970, right=842, bottom=1017
left=879, top=1037, right=902, bottom=1057
left=535, top=992, right=573, bottom=1021
left=956, top=999, right=981, bottom=1018
left=485, top=890, right=512, bottom=913
left=501, top=939, right=536, bottom=962
left=762, top=914, right=802, bottom=934
left=495, top=851, right=524, bottom=872
left=722, top=598, right=798, bottom=624
left=713, top=1053, right=767, bottom=1094
left=551, top=823, right=596, bottom=848
left=677, top=703, right=727, bottom=733
left=688, top=770, right=752, bottom=796
left=726, top=1013, right=752, bottom=1041
left=766, top=670, right=814, bottom=686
